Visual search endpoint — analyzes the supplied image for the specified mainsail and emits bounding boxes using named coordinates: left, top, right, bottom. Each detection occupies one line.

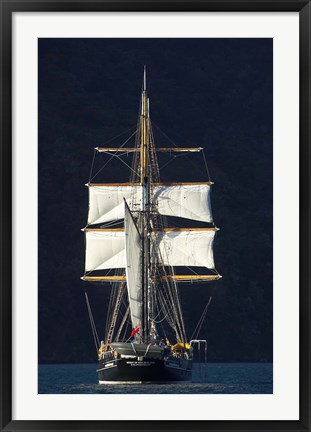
left=84, top=227, right=217, bottom=271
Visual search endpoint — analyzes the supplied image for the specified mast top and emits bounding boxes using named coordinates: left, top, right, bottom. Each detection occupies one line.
left=143, top=65, right=147, bottom=92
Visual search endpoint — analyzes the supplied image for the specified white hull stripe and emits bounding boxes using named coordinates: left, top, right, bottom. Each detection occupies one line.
left=165, top=365, right=190, bottom=372
left=99, top=380, right=143, bottom=385
left=96, top=365, right=117, bottom=372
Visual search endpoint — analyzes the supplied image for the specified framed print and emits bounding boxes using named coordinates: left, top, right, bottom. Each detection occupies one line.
left=1, top=1, right=310, bottom=431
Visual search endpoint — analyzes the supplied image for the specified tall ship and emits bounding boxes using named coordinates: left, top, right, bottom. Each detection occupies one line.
left=81, top=68, right=221, bottom=384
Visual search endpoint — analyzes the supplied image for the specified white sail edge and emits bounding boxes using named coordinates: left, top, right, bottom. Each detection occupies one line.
left=84, top=229, right=217, bottom=272
left=87, top=183, right=213, bottom=225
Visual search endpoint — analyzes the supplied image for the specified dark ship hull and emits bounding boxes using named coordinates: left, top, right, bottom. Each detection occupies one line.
left=97, top=342, right=192, bottom=384
left=98, top=358, right=192, bottom=384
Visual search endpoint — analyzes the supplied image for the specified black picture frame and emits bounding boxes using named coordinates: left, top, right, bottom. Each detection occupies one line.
left=1, top=1, right=310, bottom=431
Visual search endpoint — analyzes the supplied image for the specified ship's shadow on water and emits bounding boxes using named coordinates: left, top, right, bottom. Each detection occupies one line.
left=39, top=362, right=273, bottom=394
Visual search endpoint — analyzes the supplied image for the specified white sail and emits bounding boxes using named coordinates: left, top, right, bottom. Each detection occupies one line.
left=85, top=230, right=125, bottom=271
left=153, top=183, right=212, bottom=223
left=87, top=182, right=212, bottom=225
left=85, top=228, right=216, bottom=272
left=152, top=229, right=216, bottom=269
left=124, top=201, right=142, bottom=329
left=87, top=184, right=141, bottom=225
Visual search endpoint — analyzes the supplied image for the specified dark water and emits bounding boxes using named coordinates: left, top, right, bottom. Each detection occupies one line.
left=38, top=362, right=272, bottom=394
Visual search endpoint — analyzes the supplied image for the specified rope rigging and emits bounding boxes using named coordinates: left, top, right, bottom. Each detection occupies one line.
left=83, top=79, right=217, bottom=349
left=190, top=296, right=213, bottom=340
left=84, top=291, right=100, bottom=352
left=89, top=127, right=138, bottom=182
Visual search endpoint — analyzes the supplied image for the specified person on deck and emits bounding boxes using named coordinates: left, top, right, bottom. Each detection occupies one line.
left=130, top=326, right=140, bottom=343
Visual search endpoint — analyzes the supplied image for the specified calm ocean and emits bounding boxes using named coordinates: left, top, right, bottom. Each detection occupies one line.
left=38, top=362, right=272, bottom=394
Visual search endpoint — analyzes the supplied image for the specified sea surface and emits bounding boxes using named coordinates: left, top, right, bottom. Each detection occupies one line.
left=38, top=362, right=272, bottom=394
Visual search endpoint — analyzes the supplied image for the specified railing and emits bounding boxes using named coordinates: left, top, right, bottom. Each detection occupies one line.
left=190, top=339, right=208, bottom=382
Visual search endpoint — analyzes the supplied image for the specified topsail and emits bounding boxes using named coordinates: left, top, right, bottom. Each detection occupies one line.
left=87, top=182, right=213, bottom=225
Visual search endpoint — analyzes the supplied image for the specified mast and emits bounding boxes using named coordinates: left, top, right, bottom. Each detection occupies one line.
left=141, top=65, right=148, bottom=182
left=140, top=66, right=151, bottom=342
left=83, top=68, right=221, bottom=348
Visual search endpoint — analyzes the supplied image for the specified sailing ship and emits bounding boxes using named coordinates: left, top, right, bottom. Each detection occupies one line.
left=82, top=68, right=221, bottom=384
